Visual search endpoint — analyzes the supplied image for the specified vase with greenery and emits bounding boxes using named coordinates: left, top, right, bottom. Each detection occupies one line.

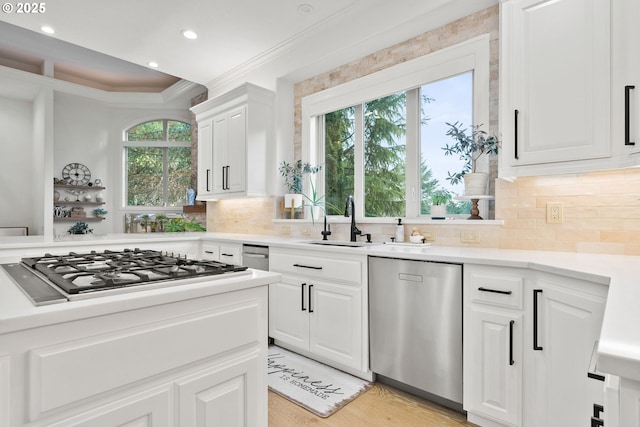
left=279, top=160, right=322, bottom=212
left=442, top=122, right=500, bottom=195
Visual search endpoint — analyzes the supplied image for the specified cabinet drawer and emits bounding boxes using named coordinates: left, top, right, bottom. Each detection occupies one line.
left=270, top=252, right=362, bottom=285
left=219, top=246, right=241, bottom=265
left=201, top=243, right=220, bottom=260
left=469, top=272, right=523, bottom=309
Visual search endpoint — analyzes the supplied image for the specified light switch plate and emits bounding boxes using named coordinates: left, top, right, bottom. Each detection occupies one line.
left=460, top=231, right=480, bottom=243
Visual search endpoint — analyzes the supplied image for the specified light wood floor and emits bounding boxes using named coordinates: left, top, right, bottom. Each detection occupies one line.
left=269, top=382, right=478, bottom=427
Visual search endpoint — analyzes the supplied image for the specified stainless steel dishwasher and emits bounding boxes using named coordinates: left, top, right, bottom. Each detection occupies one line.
left=241, top=244, right=269, bottom=271
left=369, top=256, right=462, bottom=409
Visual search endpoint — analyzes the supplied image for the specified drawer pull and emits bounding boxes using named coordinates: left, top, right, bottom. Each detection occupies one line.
left=221, top=253, right=234, bottom=257
left=204, top=250, right=214, bottom=254
left=509, top=320, right=515, bottom=366
left=478, top=286, right=513, bottom=295
left=293, top=263, right=323, bottom=270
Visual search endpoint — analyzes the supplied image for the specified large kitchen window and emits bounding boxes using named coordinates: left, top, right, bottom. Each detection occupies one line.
left=124, top=119, right=192, bottom=207
left=310, top=31, right=490, bottom=220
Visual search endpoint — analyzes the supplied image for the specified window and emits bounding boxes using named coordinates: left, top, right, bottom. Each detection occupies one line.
left=323, top=74, right=472, bottom=218
left=124, top=119, right=192, bottom=207
left=305, top=35, right=489, bottom=220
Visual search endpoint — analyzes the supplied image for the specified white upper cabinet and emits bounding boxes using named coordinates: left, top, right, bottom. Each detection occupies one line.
left=500, top=0, right=640, bottom=177
left=191, top=83, right=274, bottom=200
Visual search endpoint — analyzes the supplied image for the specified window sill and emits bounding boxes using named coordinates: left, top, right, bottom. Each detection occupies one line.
left=273, top=217, right=504, bottom=226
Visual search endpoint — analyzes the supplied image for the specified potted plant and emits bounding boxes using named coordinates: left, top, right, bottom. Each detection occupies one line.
left=68, top=221, right=92, bottom=235
left=442, top=122, right=500, bottom=195
left=279, top=160, right=322, bottom=211
left=92, top=208, right=107, bottom=218
left=155, top=214, right=168, bottom=232
left=430, top=189, right=450, bottom=219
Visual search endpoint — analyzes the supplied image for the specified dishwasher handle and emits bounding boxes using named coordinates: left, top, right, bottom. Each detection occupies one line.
left=243, top=253, right=268, bottom=259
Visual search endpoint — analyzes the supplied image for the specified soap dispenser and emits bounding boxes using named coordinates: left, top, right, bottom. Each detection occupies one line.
left=395, top=218, right=405, bottom=243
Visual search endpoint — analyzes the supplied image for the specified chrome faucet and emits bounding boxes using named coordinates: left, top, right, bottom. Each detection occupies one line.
left=344, top=195, right=361, bottom=242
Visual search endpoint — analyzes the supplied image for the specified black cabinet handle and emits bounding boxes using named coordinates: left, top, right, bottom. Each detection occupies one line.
left=221, top=166, right=226, bottom=190
left=514, top=109, right=519, bottom=159
left=309, top=284, right=314, bottom=313
left=225, top=165, right=230, bottom=189
left=293, top=263, right=323, bottom=270
left=591, top=416, right=604, bottom=427
left=593, top=404, right=604, bottom=418
left=626, top=85, right=635, bottom=146
left=509, top=320, right=515, bottom=366
left=478, top=286, right=513, bottom=295
left=533, top=289, right=543, bottom=351
left=301, top=283, right=306, bottom=311
left=206, top=169, right=210, bottom=192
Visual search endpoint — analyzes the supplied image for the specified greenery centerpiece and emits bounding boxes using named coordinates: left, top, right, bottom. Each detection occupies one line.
left=442, top=122, right=500, bottom=195
left=68, top=221, right=92, bottom=235
left=429, top=189, right=451, bottom=219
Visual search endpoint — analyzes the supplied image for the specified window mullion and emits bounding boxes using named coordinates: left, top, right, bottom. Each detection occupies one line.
left=405, top=88, right=420, bottom=218
left=162, top=147, right=169, bottom=207
left=353, top=104, right=364, bottom=218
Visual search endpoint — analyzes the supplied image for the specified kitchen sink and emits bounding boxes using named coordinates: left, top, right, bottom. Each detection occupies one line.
left=303, top=240, right=377, bottom=248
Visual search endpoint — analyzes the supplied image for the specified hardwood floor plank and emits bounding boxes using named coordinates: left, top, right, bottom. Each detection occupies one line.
left=269, top=382, right=478, bottom=427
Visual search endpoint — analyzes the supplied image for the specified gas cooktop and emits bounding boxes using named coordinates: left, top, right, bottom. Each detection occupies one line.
left=2, top=248, right=250, bottom=305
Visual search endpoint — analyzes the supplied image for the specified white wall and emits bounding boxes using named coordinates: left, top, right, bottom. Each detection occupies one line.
left=0, top=95, right=34, bottom=231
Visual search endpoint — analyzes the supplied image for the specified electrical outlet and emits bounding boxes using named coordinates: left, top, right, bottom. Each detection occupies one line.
left=547, top=202, right=563, bottom=224
left=423, top=231, right=435, bottom=241
left=280, top=226, right=291, bottom=236
left=460, top=231, right=480, bottom=243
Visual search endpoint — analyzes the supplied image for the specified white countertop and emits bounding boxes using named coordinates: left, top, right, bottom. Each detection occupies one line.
left=0, top=232, right=637, bottom=381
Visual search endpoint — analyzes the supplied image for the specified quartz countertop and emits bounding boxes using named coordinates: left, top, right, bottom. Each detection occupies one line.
left=0, top=232, right=637, bottom=381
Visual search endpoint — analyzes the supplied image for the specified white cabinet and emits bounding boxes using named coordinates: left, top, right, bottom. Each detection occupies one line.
left=464, top=265, right=607, bottom=427
left=191, top=83, right=274, bottom=200
left=268, top=247, right=368, bottom=377
left=500, top=0, right=611, bottom=176
left=197, top=120, right=213, bottom=198
left=0, top=285, right=269, bottom=427
left=201, top=240, right=242, bottom=265
left=464, top=267, right=524, bottom=427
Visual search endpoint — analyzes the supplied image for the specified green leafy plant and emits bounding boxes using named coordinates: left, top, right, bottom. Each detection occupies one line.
left=92, top=208, right=107, bottom=217
left=164, top=217, right=206, bottom=232
left=301, top=177, right=341, bottom=225
left=155, top=214, right=168, bottom=232
left=68, top=221, right=92, bottom=234
left=279, top=160, right=322, bottom=193
left=442, top=122, right=500, bottom=185
left=430, top=189, right=451, bottom=206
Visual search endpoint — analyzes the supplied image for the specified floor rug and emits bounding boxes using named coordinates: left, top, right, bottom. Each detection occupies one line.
left=267, top=345, right=372, bottom=418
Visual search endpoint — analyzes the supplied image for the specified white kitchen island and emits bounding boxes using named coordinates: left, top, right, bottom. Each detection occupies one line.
left=0, top=234, right=280, bottom=427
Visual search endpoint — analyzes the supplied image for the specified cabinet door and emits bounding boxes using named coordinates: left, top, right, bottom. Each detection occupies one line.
left=501, top=0, right=610, bottom=168
left=308, top=281, right=362, bottom=371
left=526, top=283, right=606, bottom=427
left=197, top=120, right=213, bottom=198
left=176, top=353, right=262, bottom=427
left=466, top=307, right=522, bottom=426
left=226, top=106, right=247, bottom=194
left=212, top=113, right=228, bottom=195
left=268, top=277, right=309, bottom=350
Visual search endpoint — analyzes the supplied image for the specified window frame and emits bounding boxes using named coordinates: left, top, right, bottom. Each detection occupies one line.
left=122, top=119, right=192, bottom=209
left=302, top=35, right=490, bottom=221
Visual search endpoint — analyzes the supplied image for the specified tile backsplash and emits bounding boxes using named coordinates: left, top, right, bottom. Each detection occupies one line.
left=207, top=167, right=640, bottom=256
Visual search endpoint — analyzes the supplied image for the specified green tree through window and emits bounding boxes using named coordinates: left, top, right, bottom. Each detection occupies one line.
left=125, top=120, right=192, bottom=207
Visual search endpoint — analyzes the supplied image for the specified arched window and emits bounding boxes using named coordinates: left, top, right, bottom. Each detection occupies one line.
left=124, top=119, right=192, bottom=207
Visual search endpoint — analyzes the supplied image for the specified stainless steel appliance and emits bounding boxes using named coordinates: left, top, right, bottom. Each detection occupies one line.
left=1, top=248, right=249, bottom=305
left=369, top=256, right=463, bottom=409
left=242, top=244, right=269, bottom=271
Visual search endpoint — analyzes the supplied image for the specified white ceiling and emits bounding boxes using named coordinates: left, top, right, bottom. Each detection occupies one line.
left=0, top=0, right=497, bottom=92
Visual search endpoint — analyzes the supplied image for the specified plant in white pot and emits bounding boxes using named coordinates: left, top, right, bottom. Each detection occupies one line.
left=429, top=189, right=451, bottom=219
left=278, top=160, right=322, bottom=215
left=442, top=122, right=500, bottom=196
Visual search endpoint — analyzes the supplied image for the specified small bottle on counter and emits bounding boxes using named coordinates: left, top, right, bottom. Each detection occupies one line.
left=395, top=218, right=405, bottom=243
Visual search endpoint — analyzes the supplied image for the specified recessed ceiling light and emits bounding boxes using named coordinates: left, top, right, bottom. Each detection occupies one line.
left=181, top=30, right=198, bottom=40
left=297, top=4, right=314, bottom=14
left=147, top=61, right=159, bottom=68
left=41, top=26, right=55, bottom=34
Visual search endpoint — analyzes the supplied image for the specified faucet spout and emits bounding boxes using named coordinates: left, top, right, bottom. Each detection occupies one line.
left=344, top=195, right=361, bottom=242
